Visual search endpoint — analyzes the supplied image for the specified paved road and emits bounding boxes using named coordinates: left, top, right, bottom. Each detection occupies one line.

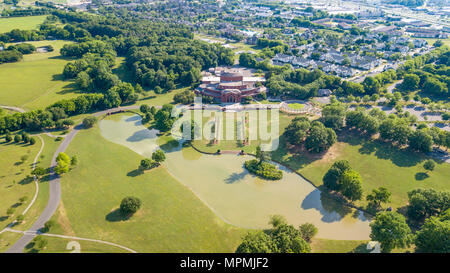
left=5, top=106, right=138, bottom=253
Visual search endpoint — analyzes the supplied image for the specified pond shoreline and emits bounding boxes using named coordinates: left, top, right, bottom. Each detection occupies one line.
left=189, top=142, right=376, bottom=218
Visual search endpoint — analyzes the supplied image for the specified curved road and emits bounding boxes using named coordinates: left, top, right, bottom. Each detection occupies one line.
left=5, top=106, right=139, bottom=253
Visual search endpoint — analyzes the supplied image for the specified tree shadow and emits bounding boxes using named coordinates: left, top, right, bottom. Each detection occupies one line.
left=10, top=202, right=22, bottom=208
left=19, top=176, right=34, bottom=185
left=415, top=172, right=429, bottom=181
left=225, top=170, right=248, bottom=184
left=350, top=243, right=371, bottom=253
left=127, top=169, right=143, bottom=177
left=105, top=208, right=132, bottom=222
left=126, top=129, right=158, bottom=142
left=341, top=133, right=423, bottom=167
left=0, top=216, right=9, bottom=222
left=160, top=139, right=180, bottom=152
left=301, top=188, right=354, bottom=223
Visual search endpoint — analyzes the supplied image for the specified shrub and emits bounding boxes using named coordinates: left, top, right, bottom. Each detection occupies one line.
left=244, top=159, right=283, bottom=180
left=82, top=116, right=98, bottom=128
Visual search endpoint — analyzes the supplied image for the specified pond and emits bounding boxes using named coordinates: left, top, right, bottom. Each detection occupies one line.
left=99, top=114, right=371, bottom=240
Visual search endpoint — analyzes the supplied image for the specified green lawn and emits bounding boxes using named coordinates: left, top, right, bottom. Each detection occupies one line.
left=0, top=15, right=47, bottom=33
left=13, top=134, right=61, bottom=233
left=287, top=103, right=305, bottom=110
left=272, top=132, right=450, bottom=209
left=311, top=239, right=370, bottom=253
left=24, top=236, right=129, bottom=253
left=0, top=40, right=82, bottom=111
left=0, top=137, right=41, bottom=230
left=55, top=125, right=246, bottom=252
left=191, top=111, right=295, bottom=153
left=0, top=231, right=23, bottom=253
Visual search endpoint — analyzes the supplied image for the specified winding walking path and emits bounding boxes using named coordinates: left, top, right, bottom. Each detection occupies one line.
left=5, top=106, right=139, bottom=253
left=22, top=135, right=45, bottom=215
left=3, top=228, right=137, bottom=253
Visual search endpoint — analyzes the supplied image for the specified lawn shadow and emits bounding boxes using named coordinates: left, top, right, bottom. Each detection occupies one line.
left=340, top=132, right=423, bottom=167
left=105, top=208, right=132, bottom=222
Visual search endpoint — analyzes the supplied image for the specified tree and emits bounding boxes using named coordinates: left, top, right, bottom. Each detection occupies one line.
left=31, top=167, right=47, bottom=180
left=236, top=215, right=312, bottom=253
left=14, top=134, right=22, bottom=143
left=43, top=220, right=56, bottom=232
left=140, top=158, right=155, bottom=170
left=29, top=137, right=36, bottom=145
left=270, top=221, right=311, bottom=253
left=269, top=215, right=287, bottom=227
left=304, top=122, right=336, bottom=153
left=323, top=160, right=351, bottom=191
left=407, top=188, right=450, bottom=221
left=367, top=187, right=391, bottom=209
left=415, top=211, right=450, bottom=253
left=423, top=77, right=446, bottom=95
left=5, top=134, right=12, bottom=142
left=370, top=211, right=413, bottom=253
left=120, top=196, right=142, bottom=215
left=321, top=103, right=346, bottom=130
left=33, top=236, right=48, bottom=251
left=409, top=130, right=433, bottom=153
left=151, top=149, right=166, bottom=164
left=423, top=160, right=435, bottom=173
left=299, top=223, right=318, bottom=242
left=154, top=105, right=175, bottom=132
left=255, top=145, right=269, bottom=164
left=236, top=231, right=276, bottom=253
left=401, top=74, right=420, bottom=91
left=340, top=170, right=363, bottom=202
left=140, top=104, right=151, bottom=114
left=82, top=116, right=97, bottom=128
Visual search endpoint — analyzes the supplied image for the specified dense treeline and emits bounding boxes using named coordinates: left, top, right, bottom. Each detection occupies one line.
left=127, top=41, right=232, bottom=91
left=266, top=68, right=341, bottom=99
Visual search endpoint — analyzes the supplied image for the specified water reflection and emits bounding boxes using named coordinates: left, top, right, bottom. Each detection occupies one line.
left=99, top=114, right=371, bottom=240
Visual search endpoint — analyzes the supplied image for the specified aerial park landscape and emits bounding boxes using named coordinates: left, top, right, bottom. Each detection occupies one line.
left=0, top=0, right=449, bottom=261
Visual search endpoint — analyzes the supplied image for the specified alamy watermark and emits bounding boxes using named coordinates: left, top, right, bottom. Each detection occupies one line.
left=171, top=97, right=280, bottom=151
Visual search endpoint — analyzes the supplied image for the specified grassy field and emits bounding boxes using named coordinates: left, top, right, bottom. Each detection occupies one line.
left=0, top=231, right=23, bottom=253
left=423, top=38, right=450, bottom=47
left=0, top=133, right=62, bottom=253
left=24, top=236, right=129, bottom=253
left=54, top=124, right=246, bottom=252
left=13, top=134, right=61, bottom=233
left=272, top=132, right=450, bottom=209
left=311, top=239, right=370, bottom=253
left=191, top=111, right=295, bottom=153
left=287, top=103, right=305, bottom=110
left=0, top=40, right=81, bottom=111
left=0, top=15, right=47, bottom=33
